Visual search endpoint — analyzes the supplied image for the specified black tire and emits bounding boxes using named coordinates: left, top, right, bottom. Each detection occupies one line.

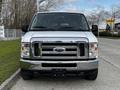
left=20, top=69, right=33, bottom=80
left=84, top=69, right=98, bottom=80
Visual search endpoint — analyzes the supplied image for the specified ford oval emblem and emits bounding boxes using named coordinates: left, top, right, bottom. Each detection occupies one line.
left=53, top=47, right=65, bottom=52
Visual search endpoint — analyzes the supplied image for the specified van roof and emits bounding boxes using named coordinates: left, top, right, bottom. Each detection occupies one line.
left=36, top=11, right=84, bottom=15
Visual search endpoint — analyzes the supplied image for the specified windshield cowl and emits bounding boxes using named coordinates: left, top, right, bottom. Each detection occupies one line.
left=30, top=28, right=90, bottom=32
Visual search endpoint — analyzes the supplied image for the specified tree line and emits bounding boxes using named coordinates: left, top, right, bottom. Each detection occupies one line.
left=0, top=0, right=120, bottom=29
left=87, top=6, right=120, bottom=26
left=0, top=0, right=63, bottom=29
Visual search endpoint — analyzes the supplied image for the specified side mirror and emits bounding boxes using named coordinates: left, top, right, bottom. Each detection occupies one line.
left=92, top=25, right=99, bottom=36
left=22, top=25, right=29, bottom=33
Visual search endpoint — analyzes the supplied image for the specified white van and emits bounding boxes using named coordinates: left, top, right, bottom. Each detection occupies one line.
left=20, top=12, right=99, bottom=80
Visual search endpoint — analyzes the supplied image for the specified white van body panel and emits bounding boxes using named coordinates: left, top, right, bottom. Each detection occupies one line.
left=22, top=31, right=97, bottom=43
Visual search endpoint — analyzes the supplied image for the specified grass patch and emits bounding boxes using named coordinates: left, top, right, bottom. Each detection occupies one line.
left=0, top=40, right=20, bottom=84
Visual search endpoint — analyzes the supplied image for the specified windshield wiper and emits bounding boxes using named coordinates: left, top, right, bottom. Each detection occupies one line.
left=58, top=26, right=74, bottom=29
left=58, top=26, right=77, bottom=30
left=31, top=26, right=56, bottom=31
left=32, top=26, right=48, bottom=29
left=58, top=26, right=89, bottom=31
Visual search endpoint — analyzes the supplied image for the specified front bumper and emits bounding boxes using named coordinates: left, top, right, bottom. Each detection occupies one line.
left=20, top=59, right=99, bottom=71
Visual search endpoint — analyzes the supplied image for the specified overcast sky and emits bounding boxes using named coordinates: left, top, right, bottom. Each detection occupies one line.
left=56, top=0, right=120, bottom=14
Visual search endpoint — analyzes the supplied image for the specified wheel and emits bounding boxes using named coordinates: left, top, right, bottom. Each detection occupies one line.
left=20, top=69, right=33, bottom=80
left=84, top=69, right=98, bottom=80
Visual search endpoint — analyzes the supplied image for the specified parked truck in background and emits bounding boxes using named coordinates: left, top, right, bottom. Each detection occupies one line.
left=20, top=12, right=99, bottom=80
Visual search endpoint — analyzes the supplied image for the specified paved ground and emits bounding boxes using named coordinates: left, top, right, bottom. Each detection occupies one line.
left=99, top=38, right=120, bottom=69
left=11, top=38, right=120, bottom=90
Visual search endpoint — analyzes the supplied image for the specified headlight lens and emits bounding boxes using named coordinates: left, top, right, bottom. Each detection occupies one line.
left=21, top=42, right=30, bottom=58
left=89, top=43, right=98, bottom=58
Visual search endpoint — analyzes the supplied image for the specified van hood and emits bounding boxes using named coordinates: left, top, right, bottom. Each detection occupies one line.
left=22, top=31, right=97, bottom=42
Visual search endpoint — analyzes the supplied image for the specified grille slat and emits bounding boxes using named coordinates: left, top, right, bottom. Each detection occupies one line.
left=42, top=46, right=77, bottom=49
left=42, top=51, right=77, bottom=54
left=42, top=43, right=77, bottom=46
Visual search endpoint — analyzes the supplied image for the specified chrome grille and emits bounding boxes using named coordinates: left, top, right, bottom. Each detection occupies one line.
left=41, top=42, right=78, bottom=57
left=31, top=42, right=88, bottom=59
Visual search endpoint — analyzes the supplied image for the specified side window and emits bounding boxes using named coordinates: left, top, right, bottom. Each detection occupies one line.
left=31, top=16, right=38, bottom=28
left=80, top=16, right=89, bottom=30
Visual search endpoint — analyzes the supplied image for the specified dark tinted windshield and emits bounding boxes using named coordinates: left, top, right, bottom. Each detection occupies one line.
left=30, top=13, right=90, bottom=31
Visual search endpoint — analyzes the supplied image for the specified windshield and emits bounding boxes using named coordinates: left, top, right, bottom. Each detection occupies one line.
left=30, top=13, right=90, bottom=31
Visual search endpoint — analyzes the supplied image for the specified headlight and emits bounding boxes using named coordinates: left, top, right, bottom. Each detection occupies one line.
left=21, top=42, right=30, bottom=58
left=89, top=42, right=98, bottom=58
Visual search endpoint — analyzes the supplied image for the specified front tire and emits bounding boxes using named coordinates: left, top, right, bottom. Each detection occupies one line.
left=84, top=69, right=98, bottom=80
left=20, top=69, right=33, bottom=80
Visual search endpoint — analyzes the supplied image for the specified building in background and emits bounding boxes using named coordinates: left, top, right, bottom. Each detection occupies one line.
left=114, top=19, right=120, bottom=32
left=0, top=26, right=5, bottom=38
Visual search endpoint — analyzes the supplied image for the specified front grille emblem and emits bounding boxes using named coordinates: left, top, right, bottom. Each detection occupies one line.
left=53, top=47, right=66, bottom=52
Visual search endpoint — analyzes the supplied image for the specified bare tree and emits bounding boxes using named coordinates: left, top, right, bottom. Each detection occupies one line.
left=1, top=0, right=64, bottom=29
left=0, top=0, right=2, bottom=24
left=0, top=0, right=2, bottom=13
left=111, top=5, right=120, bottom=19
left=37, top=0, right=64, bottom=11
left=87, top=6, right=111, bottom=25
